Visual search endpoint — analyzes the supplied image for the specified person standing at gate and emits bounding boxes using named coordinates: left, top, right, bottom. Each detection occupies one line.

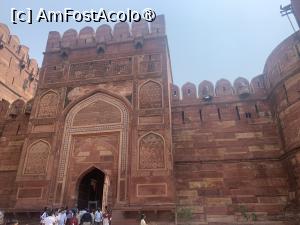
left=140, top=214, right=147, bottom=225
left=94, top=208, right=102, bottom=225
left=0, top=210, right=4, bottom=225
left=40, top=207, right=48, bottom=225
left=43, top=210, right=57, bottom=225
left=90, top=209, right=95, bottom=225
left=80, top=209, right=93, bottom=225
left=102, top=206, right=110, bottom=225
left=58, top=208, right=67, bottom=225
left=69, top=210, right=79, bottom=225
left=65, top=208, right=73, bottom=225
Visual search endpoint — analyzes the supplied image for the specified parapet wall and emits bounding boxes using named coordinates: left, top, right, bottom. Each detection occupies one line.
left=172, top=75, right=267, bottom=104
left=0, top=97, right=33, bottom=209
left=0, top=23, right=39, bottom=76
left=0, top=23, right=39, bottom=103
left=0, top=98, right=33, bottom=122
left=172, top=80, right=286, bottom=224
left=45, top=15, right=166, bottom=52
left=171, top=30, right=300, bottom=106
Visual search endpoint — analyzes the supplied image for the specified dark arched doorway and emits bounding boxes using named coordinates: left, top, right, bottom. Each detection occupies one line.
left=78, top=168, right=105, bottom=210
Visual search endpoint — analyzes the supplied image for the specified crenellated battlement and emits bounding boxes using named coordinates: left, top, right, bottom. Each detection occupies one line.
left=0, top=23, right=39, bottom=76
left=0, top=98, right=33, bottom=122
left=170, top=30, right=300, bottom=107
left=45, top=15, right=165, bottom=52
left=0, top=23, right=39, bottom=103
left=172, top=75, right=267, bottom=103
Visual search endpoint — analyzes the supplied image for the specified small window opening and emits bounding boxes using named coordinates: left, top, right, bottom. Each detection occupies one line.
left=135, top=42, right=143, bottom=49
left=9, top=57, right=12, bottom=67
left=236, top=106, right=240, bottom=120
left=181, top=111, right=185, bottom=123
left=16, top=124, right=21, bottom=135
left=217, top=108, right=221, bottom=120
left=245, top=112, right=252, bottom=119
left=255, top=104, right=259, bottom=115
left=199, top=109, right=203, bottom=122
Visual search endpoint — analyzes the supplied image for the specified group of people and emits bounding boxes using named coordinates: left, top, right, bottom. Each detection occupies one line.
left=40, top=206, right=112, bottom=225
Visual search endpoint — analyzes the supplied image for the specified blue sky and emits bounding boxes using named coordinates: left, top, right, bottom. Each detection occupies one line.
left=0, top=0, right=297, bottom=86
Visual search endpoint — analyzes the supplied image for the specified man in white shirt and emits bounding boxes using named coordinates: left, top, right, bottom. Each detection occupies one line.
left=40, top=208, right=48, bottom=225
left=140, top=214, right=147, bottom=225
left=90, top=210, right=95, bottom=225
left=43, top=212, right=57, bottom=225
left=0, top=210, right=4, bottom=225
left=94, top=208, right=103, bottom=225
left=58, top=210, right=67, bottom=225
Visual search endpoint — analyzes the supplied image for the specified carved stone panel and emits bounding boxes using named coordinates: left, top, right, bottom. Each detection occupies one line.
left=37, top=91, right=59, bottom=118
left=71, top=132, right=119, bottom=163
left=72, top=100, right=122, bottom=126
left=17, top=188, right=43, bottom=199
left=137, top=183, right=167, bottom=197
left=139, top=133, right=165, bottom=170
left=69, top=58, right=132, bottom=80
left=23, top=140, right=50, bottom=175
left=139, top=81, right=162, bottom=109
left=138, top=54, right=162, bottom=74
left=67, top=82, right=133, bottom=102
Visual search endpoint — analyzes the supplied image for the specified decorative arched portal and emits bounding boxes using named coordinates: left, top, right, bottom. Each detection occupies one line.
left=77, top=168, right=105, bottom=210
left=54, top=92, right=130, bottom=206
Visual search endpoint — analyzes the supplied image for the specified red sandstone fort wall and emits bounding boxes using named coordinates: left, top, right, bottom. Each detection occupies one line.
left=171, top=79, right=289, bottom=223
left=0, top=23, right=39, bottom=103
left=0, top=99, right=32, bottom=208
left=168, top=29, right=300, bottom=224
left=0, top=23, right=38, bottom=207
left=10, top=17, right=176, bottom=221
left=264, top=30, right=300, bottom=211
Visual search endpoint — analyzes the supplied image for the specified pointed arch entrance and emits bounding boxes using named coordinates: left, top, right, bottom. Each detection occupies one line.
left=54, top=92, right=130, bottom=206
left=77, top=168, right=105, bottom=209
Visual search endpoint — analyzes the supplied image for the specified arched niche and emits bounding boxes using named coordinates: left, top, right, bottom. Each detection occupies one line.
left=139, top=80, right=163, bottom=109
left=55, top=92, right=129, bottom=205
left=138, top=132, right=165, bottom=170
left=23, top=140, right=50, bottom=175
